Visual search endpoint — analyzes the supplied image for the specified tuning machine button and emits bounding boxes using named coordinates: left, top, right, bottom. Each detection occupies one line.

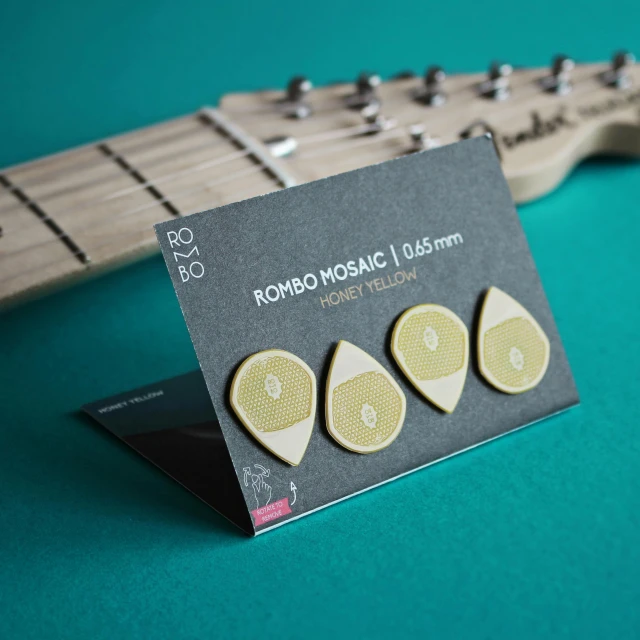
left=419, top=66, right=447, bottom=107
left=540, top=55, right=575, bottom=95
left=346, top=72, right=381, bottom=110
left=601, top=50, right=635, bottom=89
left=478, top=62, right=512, bottom=100
left=281, top=76, right=313, bottom=118
left=408, top=124, right=441, bottom=151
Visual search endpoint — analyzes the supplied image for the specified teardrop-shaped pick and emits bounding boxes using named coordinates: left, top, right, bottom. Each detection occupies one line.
left=230, top=349, right=316, bottom=466
left=391, top=304, right=469, bottom=413
left=326, top=341, right=406, bottom=454
left=478, top=287, right=550, bottom=394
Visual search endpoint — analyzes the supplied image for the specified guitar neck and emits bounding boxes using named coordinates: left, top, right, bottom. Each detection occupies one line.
left=1, top=56, right=639, bottom=308
left=0, top=110, right=293, bottom=306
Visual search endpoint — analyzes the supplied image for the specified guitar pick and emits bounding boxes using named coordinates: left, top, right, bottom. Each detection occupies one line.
left=326, top=340, right=406, bottom=454
left=230, top=349, right=316, bottom=466
left=391, top=304, right=469, bottom=413
left=477, top=287, right=550, bottom=394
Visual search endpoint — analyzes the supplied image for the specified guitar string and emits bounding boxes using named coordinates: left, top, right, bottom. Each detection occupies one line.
left=0, top=72, right=625, bottom=253
left=0, top=120, right=391, bottom=220
left=0, top=77, right=484, bottom=212
left=0, top=76, right=626, bottom=282
left=2, top=126, right=408, bottom=266
left=295, top=73, right=612, bottom=161
left=0, top=65, right=604, bottom=218
left=0, top=182, right=273, bottom=288
left=0, top=78, right=451, bottom=205
left=0, top=64, right=599, bottom=211
left=0, top=67, right=602, bottom=222
left=0, top=70, right=631, bottom=291
left=0, top=128, right=410, bottom=281
left=221, top=63, right=612, bottom=118
left=0, top=135, right=244, bottom=216
left=0, top=73, right=632, bottom=280
left=4, top=117, right=213, bottom=192
left=4, top=63, right=623, bottom=280
left=220, top=75, right=538, bottom=117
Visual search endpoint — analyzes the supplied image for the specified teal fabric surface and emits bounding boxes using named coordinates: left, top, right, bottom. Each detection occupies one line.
left=1, top=1, right=639, bottom=638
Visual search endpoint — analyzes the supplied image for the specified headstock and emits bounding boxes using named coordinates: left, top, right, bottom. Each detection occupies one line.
left=220, top=51, right=640, bottom=202
left=1, top=51, right=638, bottom=307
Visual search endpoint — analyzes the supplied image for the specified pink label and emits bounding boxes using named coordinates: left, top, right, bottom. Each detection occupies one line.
left=251, top=498, right=292, bottom=527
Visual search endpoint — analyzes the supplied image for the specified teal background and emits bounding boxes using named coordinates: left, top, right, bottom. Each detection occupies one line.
left=1, top=0, right=639, bottom=638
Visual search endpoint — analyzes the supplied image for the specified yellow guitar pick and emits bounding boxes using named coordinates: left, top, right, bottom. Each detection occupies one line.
left=477, top=287, right=550, bottom=394
left=326, top=340, right=406, bottom=454
left=391, top=304, right=469, bottom=413
left=230, top=349, right=316, bottom=466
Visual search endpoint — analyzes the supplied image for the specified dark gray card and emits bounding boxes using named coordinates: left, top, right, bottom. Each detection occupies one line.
left=91, top=137, right=579, bottom=535
left=150, top=136, right=579, bottom=533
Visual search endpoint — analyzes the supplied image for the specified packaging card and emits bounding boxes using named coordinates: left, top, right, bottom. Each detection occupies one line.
left=85, top=137, right=578, bottom=535
left=83, top=371, right=254, bottom=534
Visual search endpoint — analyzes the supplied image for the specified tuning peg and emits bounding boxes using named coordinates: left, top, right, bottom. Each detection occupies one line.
left=356, top=71, right=381, bottom=96
left=281, top=76, right=313, bottom=118
left=420, top=66, right=447, bottom=106
left=408, top=124, right=441, bottom=151
left=287, top=76, right=312, bottom=102
left=602, top=50, right=635, bottom=89
left=479, top=62, right=512, bottom=100
left=540, top=54, right=575, bottom=95
left=346, top=72, right=381, bottom=109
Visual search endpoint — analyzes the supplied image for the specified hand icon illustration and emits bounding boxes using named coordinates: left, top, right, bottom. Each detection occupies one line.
left=243, top=465, right=272, bottom=509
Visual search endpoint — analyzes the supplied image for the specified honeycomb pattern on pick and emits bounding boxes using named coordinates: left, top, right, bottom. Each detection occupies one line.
left=483, top=317, right=547, bottom=388
left=237, top=356, right=313, bottom=432
left=331, top=372, right=403, bottom=447
left=396, top=311, right=466, bottom=380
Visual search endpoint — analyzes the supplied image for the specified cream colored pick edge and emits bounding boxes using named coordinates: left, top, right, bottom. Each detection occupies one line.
left=477, top=287, right=550, bottom=394
left=230, top=349, right=316, bottom=466
left=325, top=340, right=406, bottom=454
left=391, top=304, right=469, bottom=413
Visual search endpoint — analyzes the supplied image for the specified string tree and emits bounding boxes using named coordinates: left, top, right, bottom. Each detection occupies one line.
left=360, top=103, right=396, bottom=134
left=264, top=136, right=298, bottom=158
left=280, top=76, right=313, bottom=119
left=407, top=124, right=441, bottom=152
left=345, top=72, right=382, bottom=110
left=478, top=62, right=513, bottom=101
left=601, top=50, right=635, bottom=89
left=540, top=55, right=575, bottom=95
left=419, top=66, right=447, bottom=107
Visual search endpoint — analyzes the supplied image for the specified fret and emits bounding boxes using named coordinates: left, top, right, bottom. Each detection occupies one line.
left=0, top=118, right=208, bottom=302
left=112, top=112, right=284, bottom=214
left=97, top=143, right=181, bottom=217
left=0, top=173, right=90, bottom=265
left=0, top=189, right=85, bottom=302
